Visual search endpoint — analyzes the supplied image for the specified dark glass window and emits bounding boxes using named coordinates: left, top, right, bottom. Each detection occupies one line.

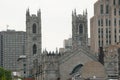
left=114, top=18, right=116, bottom=26
left=119, top=36, right=120, bottom=42
left=24, top=71, right=26, bottom=74
left=99, top=40, right=100, bottom=47
left=109, top=35, right=111, bottom=38
left=32, top=23, right=37, bottom=33
left=102, top=40, right=103, bottom=46
left=119, top=20, right=120, bottom=26
left=119, top=8, right=120, bottom=16
left=106, top=35, right=108, bottom=38
left=114, top=8, right=116, bottom=16
left=100, top=5, right=103, bottom=14
left=101, top=28, right=103, bottom=34
left=119, top=0, right=120, bottom=5
left=33, top=44, right=37, bottom=54
left=115, top=28, right=116, bottom=33
left=109, top=40, right=111, bottom=44
left=98, top=20, right=100, bottom=26
left=98, top=28, right=100, bottom=33
left=102, top=35, right=103, bottom=38
left=23, top=64, right=26, bottom=67
left=79, top=24, right=83, bottom=34
left=109, top=20, right=111, bottom=26
left=106, top=5, right=109, bottom=14
left=106, top=40, right=108, bottom=44
left=106, top=19, right=108, bottom=26
left=113, top=0, right=115, bottom=5
left=101, top=19, right=103, bottom=26
left=106, top=28, right=108, bottom=33
left=115, top=35, right=117, bottom=42
left=99, top=35, right=100, bottom=38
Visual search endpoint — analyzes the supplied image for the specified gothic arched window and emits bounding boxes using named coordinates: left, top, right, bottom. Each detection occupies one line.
left=32, top=23, right=37, bottom=33
left=33, top=44, right=37, bottom=54
left=79, top=24, right=83, bottom=34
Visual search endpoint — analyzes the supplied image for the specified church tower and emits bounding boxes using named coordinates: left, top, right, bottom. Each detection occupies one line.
left=26, top=8, right=41, bottom=56
left=26, top=9, right=42, bottom=77
left=72, top=9, right=88, bottom=49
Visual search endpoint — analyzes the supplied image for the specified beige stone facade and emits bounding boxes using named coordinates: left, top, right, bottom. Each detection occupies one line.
left=59, top=46, right=98, bottom=80
left=104, top=44, right=120, bottom=79
left=81, top=61, right=107, bottom=79
left=90, top=0, right=120, bottom=54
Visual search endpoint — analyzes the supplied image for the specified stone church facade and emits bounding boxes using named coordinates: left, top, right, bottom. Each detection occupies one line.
left=25, top=9, right=107, bottom=80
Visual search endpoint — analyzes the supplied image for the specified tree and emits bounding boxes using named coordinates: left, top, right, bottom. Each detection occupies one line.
left=0, top=67, right=12, bottom=80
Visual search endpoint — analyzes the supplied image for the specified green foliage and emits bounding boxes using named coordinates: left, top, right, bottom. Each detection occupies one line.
left=0, top=67, right=12, bottom=80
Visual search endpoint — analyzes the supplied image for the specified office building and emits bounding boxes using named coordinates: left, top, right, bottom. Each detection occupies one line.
left=90, top=0, right=120, bottom=54
left=0, top=29, right=26, bottom=71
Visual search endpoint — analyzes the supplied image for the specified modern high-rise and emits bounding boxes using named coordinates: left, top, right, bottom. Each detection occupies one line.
left=90, top=0, right=120, bottom=54
left=0, top=29, right=26, bottom=71
left=64, top=38, right=72, bottom=49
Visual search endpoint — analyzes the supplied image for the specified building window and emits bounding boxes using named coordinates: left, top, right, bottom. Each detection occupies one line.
left=101, top=28, right=103, bottom=38
left=119, top=19, right=120, bottom=26
left=106, top=5, right=109, bottom=14
left=113, top=0, right=116, bottom=5
left=99, top=35, right=100, bottom=38
left=24, top=71, right=26, bottom=74
left=33, top=44, right=37, bottom=54
left=106, top=35, right=108, bottom=38
left=109, top=35, right=111, bottom=38
left=119, top=36, right=120, bottom=42
left=102, top=40, right=103, bottom=46
left=99, top=40, right=100, bottom=47
left=106, top=40, right=108, bottom=44
left=114, top=18, right=116, bottom=26
left=32, top=23, right=37, bottom=33
left=115, top=35, right=117, bottom=42
left=106, top=19, right=108, bottom=26
left=98, top=20, right=100, bottom=26
left=100, top=4, right=103, bottom=14
left=119, top=0, right=120, bottom=5
left=114, top=8, right=116, bottom=16
left=98, top=28, right=100, bottom=33
left=109, top=40, right=111, bottom=44
left=106, top=28, right=108, bottom=33
left=79, top=24, right=83, bottom=34
left=119, top=8, right=120, bottom=16
left=109, top=20, right=111, bottom=26
left=101, top=19, right=103, bottom=26
left=115, top=28, right=116, bottom=33
left=23, top=64, right=26, bottom=67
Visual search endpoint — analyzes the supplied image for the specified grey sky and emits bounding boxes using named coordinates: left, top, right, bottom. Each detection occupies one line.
left=0, top=0, right=97, bottom=51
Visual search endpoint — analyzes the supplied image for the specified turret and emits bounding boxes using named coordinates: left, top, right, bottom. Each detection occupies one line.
left=37, top=9, right=41, bottom=17
left=26, top=8, right=30, bottom=21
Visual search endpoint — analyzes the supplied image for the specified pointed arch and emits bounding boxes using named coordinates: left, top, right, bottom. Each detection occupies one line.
left=32, top=23, right=37, bottom=33
left=33, top=44, right=37, bottom=54
left=79, top=24, right=83, bottom=34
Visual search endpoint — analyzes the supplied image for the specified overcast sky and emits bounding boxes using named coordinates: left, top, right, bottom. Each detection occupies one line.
left=0, top=0, right=97, bottom=51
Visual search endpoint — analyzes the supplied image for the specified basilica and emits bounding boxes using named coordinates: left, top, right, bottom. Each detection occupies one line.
left=18, top=8, right=108, bottom=80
